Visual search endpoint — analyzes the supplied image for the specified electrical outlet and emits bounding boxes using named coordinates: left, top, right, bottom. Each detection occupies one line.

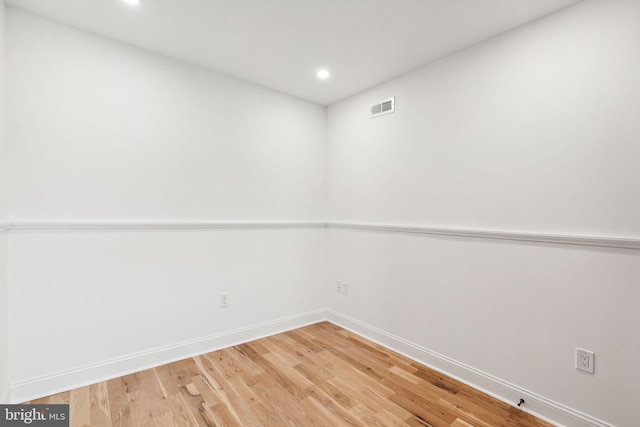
left=220, top=293, right=229, bottom=308
left=336, top=281, right=342, bottom=293
left=342, top=282, right=349, bottom=295
left=576, top=348, right=594, bottom=374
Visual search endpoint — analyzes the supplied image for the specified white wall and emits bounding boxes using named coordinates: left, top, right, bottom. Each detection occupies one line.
left=8, top=227, right=327, bottom=401
left=8, top=10, right=325, bottom=222
left=6, top=9, right=327, bottom=401
left=0, top=0, right=9, bottom=404
left=327, top=1, right=640, bottom=238
left=0, top=233, right=7, bottom=404
left=326, top=1, right=640, bottom=426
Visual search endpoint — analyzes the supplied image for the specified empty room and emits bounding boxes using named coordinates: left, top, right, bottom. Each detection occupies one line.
left=0, top=0, right=638, bottom=426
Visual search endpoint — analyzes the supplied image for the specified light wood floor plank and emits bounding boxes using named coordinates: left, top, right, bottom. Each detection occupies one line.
left=106, top=377, right=131, bottom=427
left=69, top=386, right=91, bottom=427
left=89, top=382, right=113, bottom=427
left=25, top=322, right=554, bottom=427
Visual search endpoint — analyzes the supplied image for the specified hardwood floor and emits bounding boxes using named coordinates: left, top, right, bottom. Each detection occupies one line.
left=27, top=322, right=554, bottom=426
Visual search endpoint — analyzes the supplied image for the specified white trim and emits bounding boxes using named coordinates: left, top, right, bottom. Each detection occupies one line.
left=9, top=221, right=326, bottom=231
left=326, top=310, right=615, bottom=427
left=9, top=309, right=325, bottom=403
left=6, top=220, right=640, bottom=250
left=328, top=222, right=640, bottom=250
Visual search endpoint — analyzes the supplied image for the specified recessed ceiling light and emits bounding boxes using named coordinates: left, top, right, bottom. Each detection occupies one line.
left=122, top=0, right=142, bottom=6
left=317, top=69, right=331, bottom=80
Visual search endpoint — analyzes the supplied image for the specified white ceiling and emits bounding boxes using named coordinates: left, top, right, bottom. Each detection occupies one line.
left=6, top=0, right=583, bottom=106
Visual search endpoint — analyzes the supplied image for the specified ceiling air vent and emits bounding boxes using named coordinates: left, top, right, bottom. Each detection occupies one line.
left=370, top=96, right=395, bottom=118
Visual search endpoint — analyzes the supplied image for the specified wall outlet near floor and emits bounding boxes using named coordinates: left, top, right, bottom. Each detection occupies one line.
left=220, top=293, right=229, bottom=308
left=336, top=281, right=349, bottom=295
left=576, top=348, right=595, bottom=374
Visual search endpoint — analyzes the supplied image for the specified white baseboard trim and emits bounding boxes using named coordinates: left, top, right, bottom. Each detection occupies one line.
left=7, top=309, right=616, bottom=427
left=10, top=309, right=326, bottom=403
left=326, top=310, right=614, bottom=427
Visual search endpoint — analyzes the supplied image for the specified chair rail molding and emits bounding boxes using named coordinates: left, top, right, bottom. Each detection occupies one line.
left=5, top=220, right=640, bottom=249
left=328, top=222, right=640, bottom=250
left=9, top=220, right=326, bottom=231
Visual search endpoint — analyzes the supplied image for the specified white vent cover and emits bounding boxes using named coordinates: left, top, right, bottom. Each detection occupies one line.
left=370, top=96, right=395, bottom=118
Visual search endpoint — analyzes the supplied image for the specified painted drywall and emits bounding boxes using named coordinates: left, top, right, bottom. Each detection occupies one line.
left=0, top=233, right=6, bottom=404
left=0, top=1, right=4, bottom=222
left=0, top=0, right=9, bottom=404
left=8, top=227, right=327, bottom=401
left=8, top=9, right=326, bottom=221
left=326, top=1, right=640, bottom=426
left=327, top=1, right=640, bottom=238
left=6, top=9, right=327, bottom=400
left=328, top=230, right=639, bottom=426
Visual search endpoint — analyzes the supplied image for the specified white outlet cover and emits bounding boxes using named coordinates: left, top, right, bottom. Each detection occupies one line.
left=220, top=293, right=229, bottom=308
left=336, top=281, right=342, bottom=292
left=576, top=348, right=595, bottom=374
left=342, top=282, right=349, bottom=295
